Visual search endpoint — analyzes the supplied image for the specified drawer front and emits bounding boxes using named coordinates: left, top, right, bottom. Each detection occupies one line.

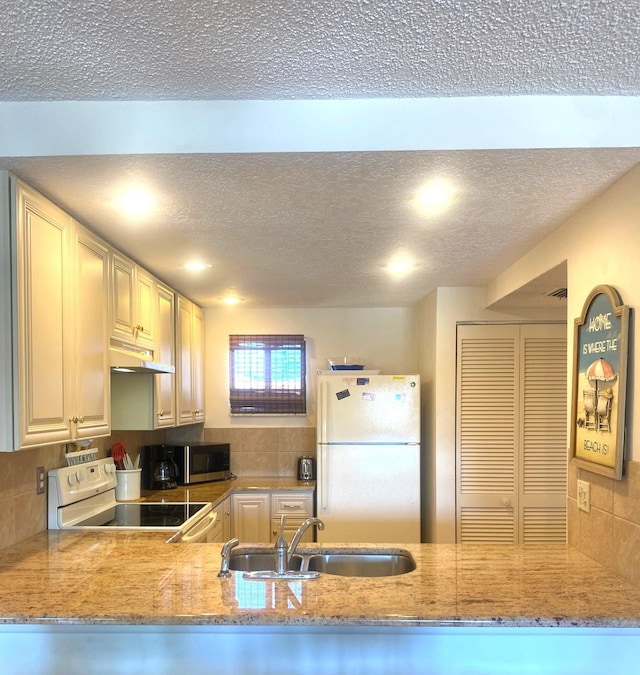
left=271, top=491, right=313, bottom=517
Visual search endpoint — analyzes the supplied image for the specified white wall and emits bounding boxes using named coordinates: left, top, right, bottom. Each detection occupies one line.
left=416, top=287, right=550, bottom=542
left=489, top=163, right=640, bottom=463
left=203, top=307, right=418, bottom=428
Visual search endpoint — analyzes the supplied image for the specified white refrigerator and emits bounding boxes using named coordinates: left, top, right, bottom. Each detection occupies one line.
left=316, top=374, right=421, bottom=543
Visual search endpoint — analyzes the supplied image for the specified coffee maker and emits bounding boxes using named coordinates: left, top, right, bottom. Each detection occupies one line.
left=140, top=445, right=179, bottom=490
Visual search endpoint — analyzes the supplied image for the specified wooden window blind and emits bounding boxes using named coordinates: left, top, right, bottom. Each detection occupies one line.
left=229, top=334, right=306, bottom=415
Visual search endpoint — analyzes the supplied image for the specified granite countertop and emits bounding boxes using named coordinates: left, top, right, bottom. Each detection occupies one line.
left=1, top=529, right=639, bottom=628
left=140, top=476, right=315, bottom=505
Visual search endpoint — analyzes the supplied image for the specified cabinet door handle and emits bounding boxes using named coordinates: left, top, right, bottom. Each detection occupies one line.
left=282, top=504, right=302, bottom=510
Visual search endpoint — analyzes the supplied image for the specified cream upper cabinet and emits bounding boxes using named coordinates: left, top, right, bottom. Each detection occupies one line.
left=192, top=303, right=205, bottom=423
left=71, top=222, right=111, bottom=440
left=155, top=282, right=176, bottom=428
left=14, top=178, right=74, bottom=447
left=110, top=280, right=176, bottom=431
left=110, top=251, right=156, bottom=352
left=176, top=294, right=205, bottom=425
left=1, top=176, right=111, bottom=450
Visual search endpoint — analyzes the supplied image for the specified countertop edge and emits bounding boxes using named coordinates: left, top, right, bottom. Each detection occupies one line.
left=1, top=615, right=639, bottom=629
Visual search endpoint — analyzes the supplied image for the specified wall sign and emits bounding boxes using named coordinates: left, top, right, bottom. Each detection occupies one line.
left=570, top=285, right=630, bottom=480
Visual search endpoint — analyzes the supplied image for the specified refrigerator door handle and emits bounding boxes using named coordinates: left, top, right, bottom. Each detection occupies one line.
left=320, top=445, right=328, bottom=509
left=318, top=380, right=328, bottom=444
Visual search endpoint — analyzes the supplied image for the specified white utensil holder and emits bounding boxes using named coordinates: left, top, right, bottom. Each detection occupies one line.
left=115, top=468, right=142, bottom=501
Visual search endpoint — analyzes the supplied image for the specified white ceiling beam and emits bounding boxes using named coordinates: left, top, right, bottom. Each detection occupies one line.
left=1, top=96, right=640, bottom=157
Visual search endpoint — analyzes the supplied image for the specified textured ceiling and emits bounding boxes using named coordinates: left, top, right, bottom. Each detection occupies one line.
left=2, top=1, right=640, bottom=308
left=3, top=1, right=640, bottom=100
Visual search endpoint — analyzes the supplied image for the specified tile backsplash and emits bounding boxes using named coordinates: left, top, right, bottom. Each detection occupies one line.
left=567, top=459, right=640, bottom=586
left=202, top=426, right=316, bottom=478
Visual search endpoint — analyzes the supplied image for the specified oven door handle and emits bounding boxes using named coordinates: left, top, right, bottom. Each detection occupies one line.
left=179, top=511, right=218, bottom=543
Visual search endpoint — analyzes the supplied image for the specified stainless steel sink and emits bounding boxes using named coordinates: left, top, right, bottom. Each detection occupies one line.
left=305, top=551, right=415, bottom=577
left=228, top=548, right=415, bottom=577
left=228, top=552, right=303, bottom=572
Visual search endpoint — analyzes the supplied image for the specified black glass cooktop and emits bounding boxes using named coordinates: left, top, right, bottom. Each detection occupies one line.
left=75, top=502, right=207, bottom=529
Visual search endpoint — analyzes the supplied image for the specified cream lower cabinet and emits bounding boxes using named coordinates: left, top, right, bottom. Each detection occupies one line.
left=231, top=493, right=271, bottom=542
left=1, top=176, right=110, bottom=450
left=209, top=497, right=232, bottom=543
left=270, top=492, right=315, bottom=544
left=231, top=491, right=314, bottom=544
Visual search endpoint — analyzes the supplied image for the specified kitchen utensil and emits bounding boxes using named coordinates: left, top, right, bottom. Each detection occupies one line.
left=111, top=442, right=126, bottom=470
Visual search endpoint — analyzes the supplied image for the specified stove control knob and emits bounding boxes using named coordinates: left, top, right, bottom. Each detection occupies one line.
left=67, top=473, right=77, bottom=486
left=104, top=463, right=114, bottom=475
left=75, top=469, right=86, bottom=483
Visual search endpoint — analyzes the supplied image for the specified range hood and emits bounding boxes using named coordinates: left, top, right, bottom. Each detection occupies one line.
left=110, top=344, right=175, bottom=374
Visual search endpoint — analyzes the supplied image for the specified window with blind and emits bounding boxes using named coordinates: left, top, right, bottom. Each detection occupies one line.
left=229, top=334, right=306, bottom=415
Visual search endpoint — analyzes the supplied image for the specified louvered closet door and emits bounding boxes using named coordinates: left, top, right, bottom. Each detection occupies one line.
left=518, top=325, right=567, bottom=543
left=456, top=324, right=567, bottom=544
left=457, top=325, right=519, bottom=543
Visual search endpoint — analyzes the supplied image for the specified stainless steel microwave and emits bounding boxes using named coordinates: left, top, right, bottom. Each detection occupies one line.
left=170, top=442, right=233, bottom=485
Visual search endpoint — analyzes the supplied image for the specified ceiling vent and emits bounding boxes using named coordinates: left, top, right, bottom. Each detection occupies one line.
left=545, top=287, right=568, bottom=300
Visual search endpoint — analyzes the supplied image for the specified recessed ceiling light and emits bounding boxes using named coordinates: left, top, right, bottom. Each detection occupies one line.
left=412, top=178, right=456, bottom=216
left=222, top=296, right=242, bottom=305
left=386, top=256, right=414, bottom=280
left=184, top=262, right=213, bottom=271
left=117, top=186, right=155, bottom=219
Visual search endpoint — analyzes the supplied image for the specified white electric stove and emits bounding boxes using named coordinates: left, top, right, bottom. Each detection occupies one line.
left=48, top=458, right=216, bottom=542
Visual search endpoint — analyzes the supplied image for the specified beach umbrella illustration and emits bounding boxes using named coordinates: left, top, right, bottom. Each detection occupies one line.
left=586, top=358, right=617, bottom=390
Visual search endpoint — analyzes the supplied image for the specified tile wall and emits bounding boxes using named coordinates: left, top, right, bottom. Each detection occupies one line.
left=568, top=459, right=640, bottom=586
left=0, top=426, right=315, bottom=551
left=0, top=430, right=165, bottom=551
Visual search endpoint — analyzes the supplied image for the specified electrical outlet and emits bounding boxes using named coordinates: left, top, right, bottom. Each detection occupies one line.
left=36, top=466, right=46, bottom=495
left=577, top=479, right=590, bottom=513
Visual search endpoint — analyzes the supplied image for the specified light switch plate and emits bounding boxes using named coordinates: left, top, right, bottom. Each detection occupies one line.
left=577, top=479, right=591, bottom=513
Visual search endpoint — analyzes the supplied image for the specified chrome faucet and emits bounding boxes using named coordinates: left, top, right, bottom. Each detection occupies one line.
left=217, top=537, right=239, bottom=578
left=274, top=515, right=289, bottom=574
left=287, top=517, right=324, bottom=565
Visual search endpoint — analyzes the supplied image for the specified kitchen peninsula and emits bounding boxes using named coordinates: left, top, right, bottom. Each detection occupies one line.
left=0, top=525, right=639, bottom=674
